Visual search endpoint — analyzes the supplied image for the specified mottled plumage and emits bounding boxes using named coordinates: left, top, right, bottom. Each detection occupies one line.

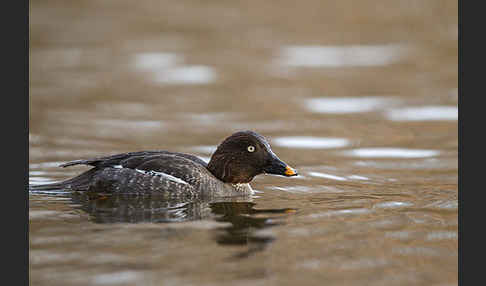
left=29, top=131, right=298, bottom=198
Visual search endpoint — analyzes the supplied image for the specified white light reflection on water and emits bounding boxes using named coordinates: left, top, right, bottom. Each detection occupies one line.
left=373, top=201, right=413, bottom=209
left=304, top=97, right=397, bottom=114
left=29, top=210, right=62, bottom=219
left=92, top=271, right=144, bottom=285
left=271, top=185, right=344, bottom=194
left=154, top=66, right=216, bottom=84
left=133, top=52, right=216, bottom=85
left=98, top=119, right=164, bottom=129
left=279, top=44, right=405, bottom=67
left=29, top=162, right=66, bottom=168
left=347, top=175, right=369, bottom=181
left=273, top=136, right=350, bottom=149
left=385, top=106, right=458, bottom=121
left=309, top=208, right=372, bottom=218
left=343, top=148, right=440, bottom=158
left=29, top=177, right=55, bottom=184
left=353, top=158, right=456, bottom=170
left=308, top=171, right=347, bottom=181
left=134, top=52, right=179, bottom=71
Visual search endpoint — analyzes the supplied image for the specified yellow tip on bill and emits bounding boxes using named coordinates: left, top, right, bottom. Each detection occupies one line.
left=284, top=165, right=298, bottom=176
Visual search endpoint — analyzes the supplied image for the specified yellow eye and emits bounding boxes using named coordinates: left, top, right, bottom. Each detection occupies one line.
left=247, top=145, right=255, bottom=152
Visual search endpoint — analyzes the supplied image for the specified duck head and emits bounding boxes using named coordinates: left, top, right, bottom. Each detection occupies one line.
left=207, top=130, right=298, bottom=184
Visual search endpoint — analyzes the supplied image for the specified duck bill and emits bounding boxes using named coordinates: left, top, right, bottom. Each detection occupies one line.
left=264, top=156, right=298, bottom=177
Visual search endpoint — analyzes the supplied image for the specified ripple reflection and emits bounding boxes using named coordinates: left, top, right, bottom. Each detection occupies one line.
left=385, top=106, right=458, bottom=121
left=69, top=193, right=296, bottom=258
left=279, top=44, right=405, bottom=67
left=343, top=148, right=440, bottom=158
left=273, top=136, right=350, bottom=149
left=134, top=52, right=216, bottom=85
left=304, top=96, right=397, bottom=114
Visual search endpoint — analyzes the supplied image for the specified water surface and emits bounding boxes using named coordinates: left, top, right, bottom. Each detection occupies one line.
left=30, top=1, right=458, bottom=285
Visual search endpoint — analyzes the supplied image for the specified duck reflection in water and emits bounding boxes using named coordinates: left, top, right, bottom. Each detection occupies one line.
left=70, top=193, right=296, bottom=258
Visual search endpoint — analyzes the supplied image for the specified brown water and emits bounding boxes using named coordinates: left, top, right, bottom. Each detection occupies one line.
left=29, top=1, right=458, bottom=285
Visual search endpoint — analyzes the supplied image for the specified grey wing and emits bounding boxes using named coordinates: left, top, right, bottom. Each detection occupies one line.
left=89, top=154, right=214, bottom=196
left=90, top=168, right=198, bottom=197
left=60, top=150, right=208, bottom=168
left=124, top=154, right=212, bottom=187
left=59, top=151, right=168, bottom=168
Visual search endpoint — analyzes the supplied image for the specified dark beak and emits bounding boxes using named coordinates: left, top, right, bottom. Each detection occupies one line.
left=264, top=155, right=298, bottom=177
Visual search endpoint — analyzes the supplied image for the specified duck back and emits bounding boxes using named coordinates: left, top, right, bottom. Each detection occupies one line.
left=29, top=151, right=252, bottom=198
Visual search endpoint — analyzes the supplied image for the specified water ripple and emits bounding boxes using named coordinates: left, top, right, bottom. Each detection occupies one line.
left=309, top=208, right=372, bottom=218
left=304, top=96, right=397, bottom=114
left=373, top=201, right=413, bottom=209
left=279, top=44, right=405, bottom=67
left=134, top=52, right=179, bottom=71
left=273, top=136, right=350, bottom=149
left=343, top=148, right=440, bottom=158
left=308, top=172, right=347, bottom=181
left=426, top=231, right=458, bottom=241
left=154, top=65, right=216, bottom=85
left=133, top=52, right=216, bottom=85
left=385, top=106, right=458, bottom=121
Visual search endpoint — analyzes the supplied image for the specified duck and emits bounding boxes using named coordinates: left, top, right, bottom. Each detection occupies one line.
left=29, top=130, right=298, bottom=198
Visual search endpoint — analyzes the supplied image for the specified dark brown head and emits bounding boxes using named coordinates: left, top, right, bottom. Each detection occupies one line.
left=207, top=130, right=298, bottom=184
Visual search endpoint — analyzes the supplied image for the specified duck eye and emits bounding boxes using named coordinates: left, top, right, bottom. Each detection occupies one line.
left=247, top=145, right=255, bottom=153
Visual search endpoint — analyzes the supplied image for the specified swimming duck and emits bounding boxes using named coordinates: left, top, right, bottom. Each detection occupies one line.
left=29, top=131, right=298, bottom=198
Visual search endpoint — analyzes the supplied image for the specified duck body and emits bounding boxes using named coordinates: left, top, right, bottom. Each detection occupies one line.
left=29, top=131, right=297, bottom=198
left=55, top=151, right=252, bottom=198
